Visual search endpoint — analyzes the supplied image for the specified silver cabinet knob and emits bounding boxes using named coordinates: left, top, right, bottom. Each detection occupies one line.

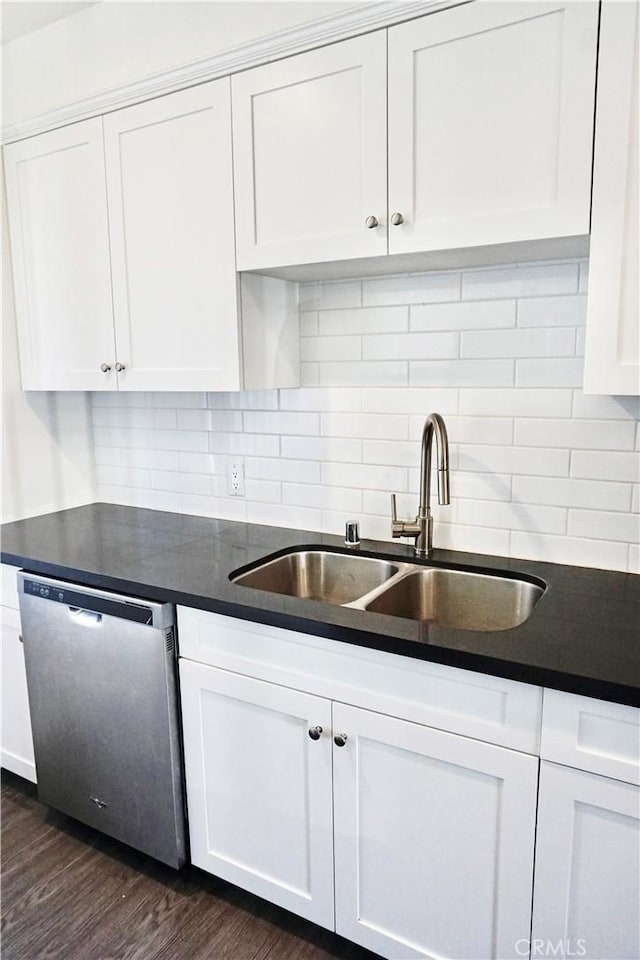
left=334, top=733, right=348, bottom=747
left=390, top=212, right=404, bottom=226
left=100, top=362, right=112, bottom=373
left=365, top=215, right=379, bottom=229
left=115, top=362, right=126, bottom=373
left=308, top=725, right=323, bottom=741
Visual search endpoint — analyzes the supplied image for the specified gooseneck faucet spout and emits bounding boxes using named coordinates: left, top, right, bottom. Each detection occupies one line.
left=391, top=413, right=450, bottom=557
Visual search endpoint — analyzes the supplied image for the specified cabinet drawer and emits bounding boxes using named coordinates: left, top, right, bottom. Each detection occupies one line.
left=177, top=606, right=542, bottom=753
left=541, top=689, right=640, bottom=784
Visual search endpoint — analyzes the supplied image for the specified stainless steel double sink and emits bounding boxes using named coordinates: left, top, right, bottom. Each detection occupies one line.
left=230, top=549, right=546, bottom=632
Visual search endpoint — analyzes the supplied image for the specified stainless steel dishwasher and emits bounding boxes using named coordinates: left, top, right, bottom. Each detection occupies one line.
left=18, top=572, right=186, bottom=869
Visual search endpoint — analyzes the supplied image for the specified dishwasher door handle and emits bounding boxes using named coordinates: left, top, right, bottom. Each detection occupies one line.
left=68, top=607, right=103, bottom=626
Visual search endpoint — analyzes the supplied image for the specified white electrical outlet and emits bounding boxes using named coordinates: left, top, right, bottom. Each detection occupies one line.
left=227, top=462, right=245, bottom=497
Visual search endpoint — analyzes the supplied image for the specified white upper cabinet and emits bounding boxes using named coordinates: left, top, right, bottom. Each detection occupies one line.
left=103, top=79, right=243, bottom=391
left=232, top=32, right=388, bottom=270
left=231, top=1, right=598, bottom=271
left=4, top=82, right=299, bottom=393
left=387, top=1, right=599, bottom=254
left=4, top=119, right=117, bottom=390
left=583, top=0, right=640, bottom=396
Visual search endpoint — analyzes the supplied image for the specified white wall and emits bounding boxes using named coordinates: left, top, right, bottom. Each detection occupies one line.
left=92, top=259, right=640, bottom=574
left=2, top=1, right=358, bottom=127
left=1, top=164, right=96, bottom=523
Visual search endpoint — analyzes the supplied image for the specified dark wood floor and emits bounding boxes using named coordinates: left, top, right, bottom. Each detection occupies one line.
left=1, top=771, right=380, bottom=960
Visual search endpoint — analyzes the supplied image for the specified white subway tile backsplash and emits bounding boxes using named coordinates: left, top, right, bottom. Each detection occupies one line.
left=410, top=359, right=514, bottom=387
left=280, top=387, right=362, bottom=413
left=516, top=358, right=584, bottom=388
left=436, top=416, right=513, bottom=446
left=572, top=394, right=640, bottom=420
left=317, top=361, right=408, bottom=387
left=364, top=332, right=458, bottom=361
left=362, top=439, right=424, bottom=467
left=245, top=457, right=320, bottom=484
left=363, top=387, right=458, bottom=415
left=300, top=312, right=319, bottom=336
left=243, top=411, right=319, bottom=436
left=517, top=295, right=587, bottom=327
left=571, top=450, right=640, bottom=483
left=244, top=478, right=282, bottom=503
left=459, top=388, right=573, bottom=418
left=515, top=418, right=636, bottom=450
left=457, top=444, right=569, bottom=477
left=568, top=509, right=640, bottom=544
left=363, top=271, right=460, bottom=306
left=321, top=462, right=407, bottom=492
left=153, top=430, right=209, bottom=453
left=151, top=470, right=211, bottom=497
left=282, top=482, right=362, bottom=512
left=410, top=299, right=515, bottom=331
left=90, top=256, right=638, bottom=573
left=461, top=328, right=575, bottom=359
left=510, top=531, right=628, bottom=571
left=318, top=306, right=408, bottom=335
left=512, top=476, right=632, bottom=512
left=462, top=263, right=579, bottom=300
left=179, top=452, right=216, bottom=475
left=207, top=390, right=279, bottom=410
left=245, top=501, right=322, bottom=531
left=457, top=499, right=567, bottom=535
left=301, top=336, right=361, bottom=362
left=281, top=436, right=361, bottom=463
left=299, top=279, right=361, bottom=311
left=322, top=413, right=408, bottom=440
left=209, top=433, right=280, bottom=457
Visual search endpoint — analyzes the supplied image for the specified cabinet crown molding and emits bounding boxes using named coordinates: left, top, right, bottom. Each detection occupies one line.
left=2, top=0, right=451, bottom=145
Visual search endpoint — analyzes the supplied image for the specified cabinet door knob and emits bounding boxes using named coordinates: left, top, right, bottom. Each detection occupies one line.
left=100, top=363, right=112, bottom=373
left=115, top=362, right=126, bottom=373
left=308, top=725, right=323, bottom=741
left=390, top=212, right=404, bottom=226
left=334, top=733, right=348, bottom=747
left=365, top=215, right=379, bottom=229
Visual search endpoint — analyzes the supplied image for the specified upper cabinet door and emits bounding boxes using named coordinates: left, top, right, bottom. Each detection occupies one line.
left=232, top=32, right=387, bottom=270
left=103, top=79, right=242, bottom=391
left=4, top=119, right=117, bottom=391
left=387, top=2, right=599, bottom=255
left=583, top=0, right=639, bottom=396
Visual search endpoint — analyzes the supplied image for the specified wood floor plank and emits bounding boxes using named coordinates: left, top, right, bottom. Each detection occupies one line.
left=1, top=772, right=381, bottom=960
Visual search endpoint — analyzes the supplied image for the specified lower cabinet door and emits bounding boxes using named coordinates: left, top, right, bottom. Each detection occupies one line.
left=1, top=603, right=36, bottom=782
left=179, top=659, right=334, bottom=928
left=332, top=703, right=538, bottom=960
left=532, top=762, right=640, bottom=960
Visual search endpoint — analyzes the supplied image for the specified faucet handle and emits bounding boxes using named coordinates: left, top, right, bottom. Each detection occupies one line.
left=391, top=494, right=421, bottom=541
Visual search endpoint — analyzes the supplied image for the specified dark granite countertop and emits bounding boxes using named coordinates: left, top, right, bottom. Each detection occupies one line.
left=1, top=503, right=638, bottom=706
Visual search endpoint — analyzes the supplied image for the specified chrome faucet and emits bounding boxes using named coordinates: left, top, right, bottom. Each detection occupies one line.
left=391, top=413, right=450, bottom=557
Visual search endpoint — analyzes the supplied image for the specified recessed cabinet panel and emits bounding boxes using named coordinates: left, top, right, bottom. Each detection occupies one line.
left=4, top=119, right=116, bottom=390
left=388, top=2, right=598, bottom=253
left=532, top=762, right=640, bottom=960
left=333, top=703, right=538, bottom=960
left=179, top=660, right=334, bottom=929
left=103, top=80, right=242, bottom=391
left=232, top=31, right=387, bottom=269
left=584, top=0, right=640, bottom=395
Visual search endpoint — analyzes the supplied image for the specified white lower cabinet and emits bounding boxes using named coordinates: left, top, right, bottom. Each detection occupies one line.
left=532, top=762, right=640, bottom=960
left=180, top=653, right=538, bottom=959
left=0, top=566, right=35, bottom=782
left=179, top=659, right=335, bottom=928
left=333, top=703, right=538, bottom=960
